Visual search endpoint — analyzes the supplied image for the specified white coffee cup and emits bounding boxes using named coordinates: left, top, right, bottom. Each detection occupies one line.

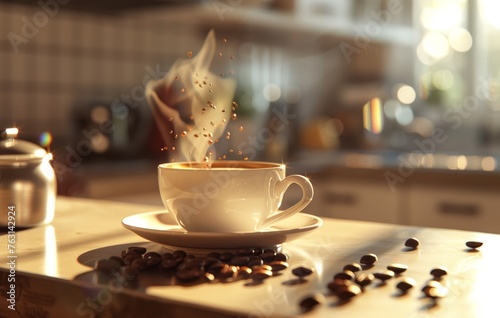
left=158, top=161, right=314, bottom=232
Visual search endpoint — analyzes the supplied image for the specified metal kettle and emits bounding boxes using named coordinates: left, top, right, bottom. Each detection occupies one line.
left=0, top=129, right=56, bottom=227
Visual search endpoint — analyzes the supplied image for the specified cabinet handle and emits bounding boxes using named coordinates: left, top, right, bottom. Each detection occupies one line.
left=438, top=202, right=480, bottom=216
left=323, top=192, right=357, bottom=205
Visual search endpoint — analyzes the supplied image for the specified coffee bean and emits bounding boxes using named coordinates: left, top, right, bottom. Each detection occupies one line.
left=230, top=256, right=250, bottom=266
left=207, top=263, right=228, bottom=276
left=124, top=254, right=142, bottom=266
left=237, top=266, right=252, bottom=279
left=263, top=248, right=275, bottom=254
left=299, top=293, right=325, bottom=312
left=360, top=253, right=378, bottom=266
left=252, top=248, right=264, bottom=256
left=219, top=265, right=239, bottom=280
left=336, top=284, right=361, bottom=301
left=333, top=270, right=355, bottom=281
left=260, top=252, right=277, bottom=263
left=373, top=270, right=395, bottom=282
left=269, top=261, right=289, bottom=272
left=127, top=246, right=147, bottom=255
left=202, top=257, right=221, bottom=270
left=108, top=256, right=125, bottom=267
left=250, top=269, right=273, bottom=281
left=131, top=258, right=147, bottom=271
left=144, top=252, right=161, bottom=260
left=176, top=267, right=201, bottom=282
left=405, top=237, right=420, bottom=249
left=236, top=248, right=253, bottom=256
left=274, top=253, right=288, bottom=262
left=146, top=257, right=161, bottom=269
left=122, top=265, right=139, bottom=279
left=343, top=263, right=362, bottom=273
left=327, top=278, right=352, bottom=293
left=355, top=273, right=375, bottom=287
left=204, top=272, right=216, bottom=282
left=466, top=241, right=483, bottom=249
left=95, top=259, right=121, bottom=273
left=387, top=263, right=408, bottom=274
left=247, top=257, right=263, bottom=268
left=423, top=282, right=448, bottom=299
left=161, top=258, right=179, bottom=270
left=430, top=266, right=448, bottom=279
left=161, top=252, right=173, bottom=260
left=396, top=277, right=416, bottom=293
left=206, top=252, right=221, bottom=259
left=172, top=249, right=187, bottom=258
left=292, top=266, right=314, bottom=278
left=219, top=252, right=234, bottom=263
left=253, top=264, right=273, bottom=272
left=178, top=259, right=204, bottom=270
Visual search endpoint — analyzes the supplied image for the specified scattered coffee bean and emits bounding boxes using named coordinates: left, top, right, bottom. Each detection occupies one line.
left=252, top=248, right=264, bottom=256
left=161, top=252, right=173, bottom=260
left=237, top=266, right=252, bottom=279
left=387, top=263, right=408, bottom=274
left=146, top=257, right=161, bottom=269
left=360, top=253, right=378, bottom=266
left=230, top=256, right=250, bottom=266
left=122, top=265, right=139, bottom=279
left=421, top=280, right=442, bottom=293
left=343, top=263, right=362, bottom=273
left=124, top=254, right=142, bottom=265
left=333, top=270, right=355, bottom=281
left=336, top=284, right=362, bottom=301
left=236, top=248, right=253, bottom=256
left=466, top=241, right=483, bottom=249
left=373, top=270, right=395, bottom=282
left=299, top=293, right=325, bottom=312
left=247, top=257, right=264, bottom=268
left=176, top=267, right=201, bottom=282
left=95, top=259, right=121, bottom=273
left=355, top=273, right=375, bottom=287
left=161, top=258, right=179, bottom=270
left=131, top=258, right=147, bottom=271
left=127, top=246, right=147, bottom=255
left=422, top=281, right=448, bottom=299
left=269, top=261, right=289, bottom=272
left=254, top=264, right=273, bottom=272
left=207, top=263, right=228, bottom=276
left=202, top=257, right=221, bottom=270
left=405, top=237, right=420, bottom=249
left=204, top=272, right=216, bottom=282
left=144, top=252, right=161, bottom=260
left=396, top=277, right=416, bottom=293
left=292, top=266, right=314, bottom=278
left=219, top=265, right=239, bottom=280
left=274, top=253, right=289, bottom=262
left=327, top=278, right=352, bottom=293
left=172, top=249, right=187, bottom=259
left=250, top=269, right=273, bottom=281
left=219, top=252, right=234, bottom=263
left=108, top=256, right=125, bottom=267
left=260, top=252, right=277, bottom=264
left=430, top=266, right=448, bottom=279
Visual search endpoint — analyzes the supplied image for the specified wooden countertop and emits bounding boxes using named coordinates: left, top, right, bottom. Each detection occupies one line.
left=1, top=196, right=498, bottom=317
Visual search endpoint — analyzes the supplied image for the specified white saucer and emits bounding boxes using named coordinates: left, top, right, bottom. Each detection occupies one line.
left=122, top=211, right=322, bottom=249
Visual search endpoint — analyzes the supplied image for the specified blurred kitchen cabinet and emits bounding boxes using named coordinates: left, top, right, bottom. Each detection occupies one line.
left=407, top=184, right=500, bottom=234
left=304, top=176, right=401, bottom=224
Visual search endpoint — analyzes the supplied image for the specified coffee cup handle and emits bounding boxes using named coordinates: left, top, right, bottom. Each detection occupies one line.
left=259, top=175, right=314, bottom=230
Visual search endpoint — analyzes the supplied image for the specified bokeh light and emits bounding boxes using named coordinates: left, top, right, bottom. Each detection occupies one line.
left=396, top=84, right=416, bottom=104
left=263, top=83, right=281, bottom=102
left=432, top=69, right=455, bottom=90
left=448, top=27, right=473, bottom=52
left=39, top=132, right=53, bottom=148
left=395, top=104, right=414, bottom=126
left=363, top=97, right=383, bottom=134
left=421, top=31, right=450, bottom=59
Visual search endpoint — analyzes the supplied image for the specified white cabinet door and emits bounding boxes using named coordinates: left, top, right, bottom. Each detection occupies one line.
left=408, top=185, right=500, bottom=234
left=302, top=178, right=401, bottom=224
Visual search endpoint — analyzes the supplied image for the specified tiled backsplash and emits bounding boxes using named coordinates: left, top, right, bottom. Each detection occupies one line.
left=0, top=2, right=202, bottom=144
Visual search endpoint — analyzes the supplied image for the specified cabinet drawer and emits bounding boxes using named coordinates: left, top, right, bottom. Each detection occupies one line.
left=304, top=178, right=400, bottom=224
left=408, top=185, right=500, bottom=233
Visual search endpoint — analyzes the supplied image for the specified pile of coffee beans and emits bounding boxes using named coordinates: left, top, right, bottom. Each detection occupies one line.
left=95, top=246, right=290, bottom=284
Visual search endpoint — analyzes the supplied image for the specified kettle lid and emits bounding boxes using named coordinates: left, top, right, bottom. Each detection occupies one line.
left=0, top=129, right=51, bottom=165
